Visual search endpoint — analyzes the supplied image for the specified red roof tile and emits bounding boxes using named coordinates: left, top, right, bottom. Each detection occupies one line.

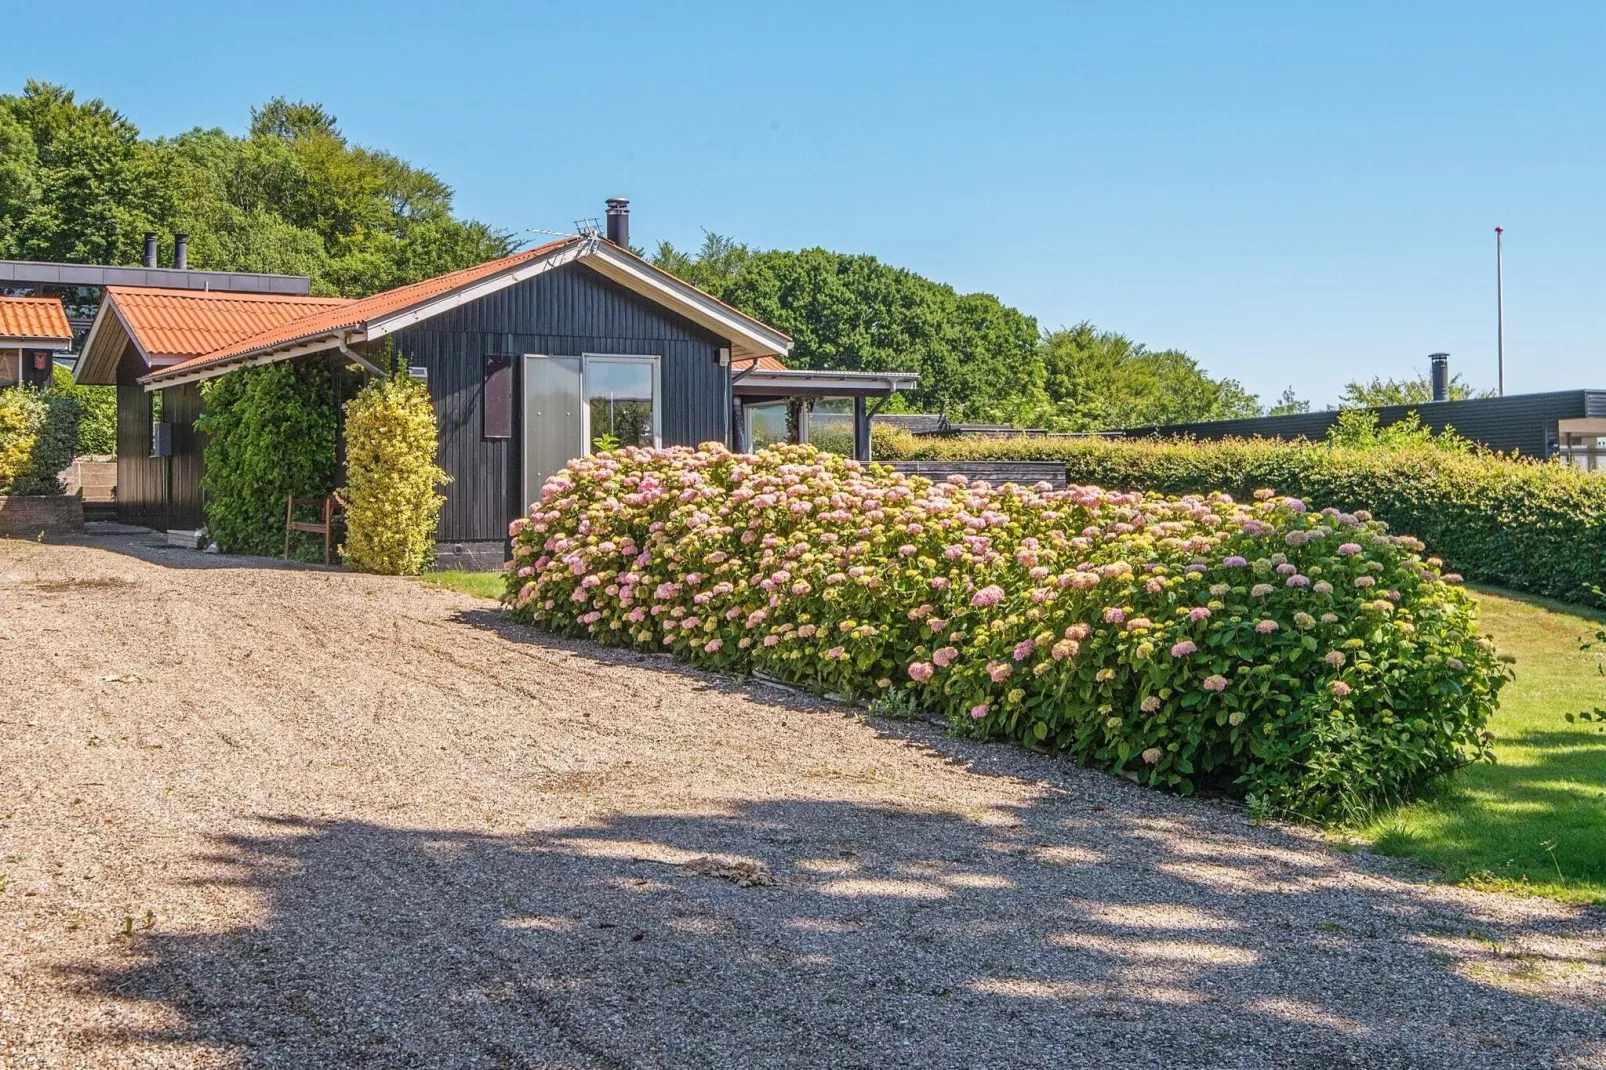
left=156, top=238, right=580, bottom=378
left=735, top=354, right=788, bottom=371
left=104, top=287, right=354, bottom=361
left=0, top=296, right=73, bottom=345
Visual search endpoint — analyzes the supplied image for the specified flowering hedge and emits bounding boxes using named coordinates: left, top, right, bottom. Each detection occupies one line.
left=874, top=425, right=1606, bottom=608
left=505, top=443, right=1508, bottom=820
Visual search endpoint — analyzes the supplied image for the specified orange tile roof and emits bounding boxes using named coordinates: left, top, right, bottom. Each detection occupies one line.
left=0, top=296, right=73, bottom=345
left=156, top=238, right=580, bottom=378
left=735, top=354, right=788, bottom=371
left=104, top=287, right=354, bottom=361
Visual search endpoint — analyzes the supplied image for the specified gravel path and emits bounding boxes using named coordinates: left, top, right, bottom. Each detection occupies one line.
left=2, top=534, right=1603, bottom=1069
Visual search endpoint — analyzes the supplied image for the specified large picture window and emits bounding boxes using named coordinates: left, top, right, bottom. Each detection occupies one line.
left=583, top=356, right=658, bottom=450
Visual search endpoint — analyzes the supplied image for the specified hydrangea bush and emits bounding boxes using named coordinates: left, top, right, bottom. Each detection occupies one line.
left=505, top=443, right=1508, bottom=821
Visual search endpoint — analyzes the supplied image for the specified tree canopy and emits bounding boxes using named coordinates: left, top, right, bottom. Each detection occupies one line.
left=652, top=234, right=1263, bottom=427
left=0, top=81, right=510, bottom=296
left=1339, top=373, right=1490, bottom=407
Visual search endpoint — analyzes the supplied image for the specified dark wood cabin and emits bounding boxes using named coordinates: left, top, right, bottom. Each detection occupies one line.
left=80, top=204, right=915, bottom=568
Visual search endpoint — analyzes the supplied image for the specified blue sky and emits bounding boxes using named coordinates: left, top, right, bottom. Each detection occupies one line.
left=7, top=1, right=1603, bottom=405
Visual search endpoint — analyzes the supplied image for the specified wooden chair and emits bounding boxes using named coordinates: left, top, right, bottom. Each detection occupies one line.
left=285, top=495, right=339, bottom=564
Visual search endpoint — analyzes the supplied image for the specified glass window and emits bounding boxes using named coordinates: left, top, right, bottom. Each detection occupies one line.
left=0, top=349, right=19, bottom=389
left=746, top=402, right=789, bottom=449
left=586, top=358, right=656, bottom=450
left=808, top=398, right=855, bottom=456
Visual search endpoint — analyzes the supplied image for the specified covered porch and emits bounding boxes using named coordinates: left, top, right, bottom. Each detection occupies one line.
left=731, top=364, right=918, bottom=462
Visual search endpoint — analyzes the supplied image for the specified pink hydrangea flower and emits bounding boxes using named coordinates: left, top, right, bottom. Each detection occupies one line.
left=1202, top=675, right=1229, bottom=692
left=971, top=585, right=1005, bottom=607
left=1329, top=680, right=1352, bottom=698
left=932, top=646, right=958, bottom=667
left=1013, top=639, right=1036, bottom=661
left=1338, top=543, right=1363, bottom=555
left=1187, top=606, right=1211, bottom=622
left=970, top=703, right=990, bottom=720
left=907, top=661, right=935, bottom=682
left=987, top=660, right=1014, bottom=682
left=1170, top=640, right=1198, bottom=657
left=1255, top=619, right=1279, bottom=634
left=1104, top=607, right=1126, bottom=624
left=1141, top=696, right=1161, bottom=712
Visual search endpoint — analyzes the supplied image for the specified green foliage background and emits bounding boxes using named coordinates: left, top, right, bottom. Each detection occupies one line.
left=0, top=82, right=511, bottom=297
left=873, top=426, right=1606, bottom=608
left=0, top=387, right=79, bottom=495
left=652, top=234, right=1261, bottom=427
left=48, top=365, right=115, bottom=454
left=196, top=363, right=336, bottom=556
left=339, top=373, right=449, bottom=576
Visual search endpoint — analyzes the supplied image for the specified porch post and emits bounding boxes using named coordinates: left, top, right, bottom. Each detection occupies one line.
left=853, top=395, right=871, bottom=463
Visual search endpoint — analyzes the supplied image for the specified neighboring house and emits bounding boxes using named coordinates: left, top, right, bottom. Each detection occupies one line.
left=0, top=296, right=74, bottom=389
left=1121, top=391, right=1606, bottom=466
left=74, top=201, right=916, bottom=567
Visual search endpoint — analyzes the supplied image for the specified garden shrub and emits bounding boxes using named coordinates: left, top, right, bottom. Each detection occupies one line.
left=873, top=426, right=1606, bottom=608
left=339, top=374, right=448, bottom=575
left=49, top=365, right=116, bottom=455
left=506, top=443, right=1508, bottom=821
left=0, top=387, right=79, bottom=495
left=197, top=362, right=336, bottom=556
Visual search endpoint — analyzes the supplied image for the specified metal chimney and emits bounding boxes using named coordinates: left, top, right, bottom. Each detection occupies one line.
left=173, top=232, right=188, bottom=271
left=604, top=198, right=630, bottom=248
left=1429, top=353, right=1450, bottom=403
left=143, top=232, right=158, bottom=268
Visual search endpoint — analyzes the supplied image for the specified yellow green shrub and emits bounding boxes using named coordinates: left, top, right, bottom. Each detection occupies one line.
left=339, top=374, right=449, bottom=575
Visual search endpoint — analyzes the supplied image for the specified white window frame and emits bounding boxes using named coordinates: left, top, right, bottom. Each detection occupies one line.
left=579, top=353, right=662, bottom=452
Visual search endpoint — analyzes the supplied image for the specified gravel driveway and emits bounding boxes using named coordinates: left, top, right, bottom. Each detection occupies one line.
left=2, top=534, right=1603, bottom=1069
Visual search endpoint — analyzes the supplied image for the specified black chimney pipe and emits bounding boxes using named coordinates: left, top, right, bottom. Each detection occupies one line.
left=173, top=232, right=188, bottom=271
left=604, top=198, right=629, bottom=248
left=143, top=232, right=158, bottom=268
left=1429, top=352, right=1450, bottom=403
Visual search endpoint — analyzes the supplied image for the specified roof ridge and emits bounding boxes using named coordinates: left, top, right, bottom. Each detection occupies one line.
left=105, top=286, right=354, bottom=304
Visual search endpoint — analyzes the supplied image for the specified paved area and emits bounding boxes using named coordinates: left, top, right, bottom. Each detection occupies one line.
left=2, top=535, right=1603, bottom=1069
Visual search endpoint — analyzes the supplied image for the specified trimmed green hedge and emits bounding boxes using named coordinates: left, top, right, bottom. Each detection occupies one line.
left=873, top=427, right=1606, bottom=608
left=197, top=363, right=336, bottom=557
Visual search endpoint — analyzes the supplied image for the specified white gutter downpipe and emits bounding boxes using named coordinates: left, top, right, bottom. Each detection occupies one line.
left=336, top=334, right=386, bottom=378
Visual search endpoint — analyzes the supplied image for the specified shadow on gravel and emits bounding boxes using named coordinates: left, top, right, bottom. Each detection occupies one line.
left=57, top=531, right=343, bottom=573
left=69, top=800, right=1605, bottom=1069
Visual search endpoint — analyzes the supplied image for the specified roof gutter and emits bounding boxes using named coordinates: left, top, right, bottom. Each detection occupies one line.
left=336, top=334, right=387, bottom=378
left=139, top=333, right=350, bottom=391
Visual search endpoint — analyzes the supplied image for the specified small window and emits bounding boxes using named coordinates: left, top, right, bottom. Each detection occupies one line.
left=150, top=390, right=169, bottom=458
left=483, top=353, right=513, bottom=439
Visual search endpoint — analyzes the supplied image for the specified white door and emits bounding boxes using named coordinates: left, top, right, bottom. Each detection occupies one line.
left=522, top=355, right=583, bottom=509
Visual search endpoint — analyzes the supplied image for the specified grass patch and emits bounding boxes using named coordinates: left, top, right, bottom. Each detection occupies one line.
left=419, top=569, right=504, bottom=600
left=1349, top=585, right=1606, bottom=904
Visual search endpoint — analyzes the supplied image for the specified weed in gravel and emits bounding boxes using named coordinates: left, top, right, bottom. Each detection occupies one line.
left=868, top=689, right=925, bottom=722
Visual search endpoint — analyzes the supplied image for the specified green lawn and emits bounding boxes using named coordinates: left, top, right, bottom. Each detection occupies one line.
left=1352, top=586, right=1606, bottom=904
left=419, top=569, right=505, bottom=600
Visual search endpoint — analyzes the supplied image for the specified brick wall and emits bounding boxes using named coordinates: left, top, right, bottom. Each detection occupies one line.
left=0, top=495, right=85, bottom=537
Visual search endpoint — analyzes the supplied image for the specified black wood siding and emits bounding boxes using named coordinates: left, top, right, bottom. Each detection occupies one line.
left=388, top=262, right=732, bottom=544
left=1122, top=390, right=1604, bottom=459
left=115, top=347, right=205, bottom=530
